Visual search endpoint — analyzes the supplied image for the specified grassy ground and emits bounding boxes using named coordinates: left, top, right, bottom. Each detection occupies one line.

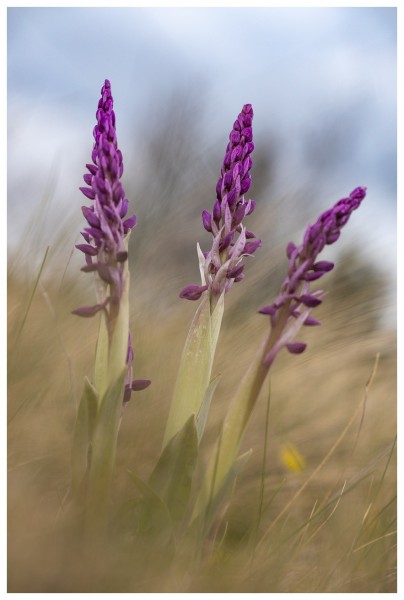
left=7, top=233, right=396, bottom=592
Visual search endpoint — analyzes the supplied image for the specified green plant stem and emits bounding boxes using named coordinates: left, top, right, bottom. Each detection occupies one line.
left=193, top=304, right=291, bottom=521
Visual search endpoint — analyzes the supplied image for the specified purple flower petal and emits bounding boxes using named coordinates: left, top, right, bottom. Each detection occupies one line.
left=75, top=243, right=98, bottom=256
left=304, top=271, right=325, bottom=282
left=286, top=342, right=307, bottom=354
left=123, top=215, right=137, bottom=230
left=227, top=263, right=244, bottom=279
left=202, top=210, right=212, bottom=232
left=79, top=187, right=96, bottom=200
left=72, top=302, right=108, bottom=317
left=219, top=231, right=233, bottom=252
left=286, top=242, right=297, bottom=259
left=303, top=317, right=321, bottom=326
left=244, top=239, right=262, bottom=255
left=179, top=284, right=209, bottom=301
left=300, top=294, right=322, bottom=307
left=131, top=379, right=152, bottom=391
left=258, top=305, right=277, bottom=315
left=313, top=260, right=334, bottom=272
left=82, top=206, right=101, bottom=228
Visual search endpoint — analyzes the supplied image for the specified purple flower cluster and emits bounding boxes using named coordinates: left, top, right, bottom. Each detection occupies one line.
left=180, top=104, right=261, bottom=301
left=73, top=80, right=136, bottom=320
left=259, top=186, right=367, bottom=362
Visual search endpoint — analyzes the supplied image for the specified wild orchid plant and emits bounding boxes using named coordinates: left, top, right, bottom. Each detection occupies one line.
left=162, top=104, right=261, bottom=449
left=71, top=80, right=150, bottom=533
left=193, top=186, right=367, bottom=520
left=71, top=80, right=366, bottom=546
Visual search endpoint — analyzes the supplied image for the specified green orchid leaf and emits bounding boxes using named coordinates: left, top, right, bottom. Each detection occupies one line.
left=194, top=346, right=267, bottom=521
left=203, top=449, right=253, bottom=535
left=149, top=414, right=198, bottom=525
left=196, top=373, right=221, bottom=443
left=162, top=291, right=224, bottom=449
left=71, top=376, right=99, bottom=499
left=84, top=369, right=126, bottom=532
left=128, top=470, right=173, bottom=543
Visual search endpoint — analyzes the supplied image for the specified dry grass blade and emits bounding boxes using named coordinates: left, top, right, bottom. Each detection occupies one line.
left=302, top=480, right=347, bottom=546
left=256, top=352, right=380, bottom=552
left=250, top=378, right=271, bottom=559
left=14, top=245, right=50, bottom=345
left=353, top=530, right=397, bottom=553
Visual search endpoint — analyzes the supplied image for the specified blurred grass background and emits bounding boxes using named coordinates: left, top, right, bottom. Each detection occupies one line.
left=7, top=97, right=396, bottom=591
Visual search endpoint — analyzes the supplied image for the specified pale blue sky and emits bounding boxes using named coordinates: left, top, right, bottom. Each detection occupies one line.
left=8, top=7, right=397, bottom=291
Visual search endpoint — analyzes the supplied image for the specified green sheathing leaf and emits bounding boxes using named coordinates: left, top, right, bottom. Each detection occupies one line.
left=150, top=415, right=199, bottom=525
left=162, top=292, right=224, bottom=449
left=85, top=369, right=126, bottom=533
left=84, top=236, right=131, bottom=534
left=93, top=312, right=109, bottom=399
left=71, top=376, right=99, bottom=499
left=107, top=247, right=130, bottom=386
left=212, top=352, right=267, bottom=497
left=128, top=471, right=173, bottom=543
left=201, top=449, right=252, bottom=536
left=196, top=373, right=221, bottom=443
left=193, top=344, right=268, bottom=520
left=94, top=233, right=131, bottom=399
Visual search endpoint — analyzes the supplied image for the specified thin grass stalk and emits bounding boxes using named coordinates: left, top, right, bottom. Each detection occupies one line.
left=256, top=352, right=380, bottom=553
left=14, top=245, right=50, bottom=345
left=250, top=379, right=271, bottom=561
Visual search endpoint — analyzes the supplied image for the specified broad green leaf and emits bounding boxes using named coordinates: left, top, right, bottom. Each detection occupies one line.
left=71, top=376, right=98, bottom=499
left=84, top=370, right=126, bottom=533
left=193, top=344, right=268, bottom=520
left=128, top=470, right=173, bottom=543
left=162, top=291, right=224, bottom=449
left=196, top=373, right=221, bottom=443
left=209, top=346, right=267, bottom=499
left=199, top=449, right=252, bottom=535
left=149, top=414, right=198, bottom=525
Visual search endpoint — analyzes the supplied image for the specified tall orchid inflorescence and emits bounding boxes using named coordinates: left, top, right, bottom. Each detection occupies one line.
left=180, top=104, right=261, bottom=302
left=73, top=79, right=136, bottom=330
left=71, top=80, right=149, bottom=534
left=258, top=186, right=367, bottom=364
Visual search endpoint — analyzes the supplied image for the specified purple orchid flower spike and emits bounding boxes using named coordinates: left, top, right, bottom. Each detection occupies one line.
left=180, top=104, right=261, bottom=302
left=74, top=79, right=136, bottom=327
left=258, top=186, right=367, bottom=365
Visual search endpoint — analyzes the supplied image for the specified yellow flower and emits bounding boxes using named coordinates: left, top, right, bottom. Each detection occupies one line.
left=280, top=442, right=305, bottom=474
